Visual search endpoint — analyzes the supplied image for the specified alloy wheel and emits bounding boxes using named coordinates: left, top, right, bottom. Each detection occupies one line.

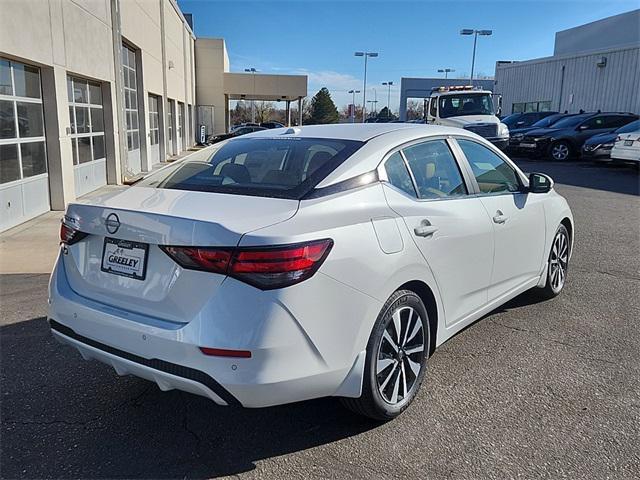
left=551, top=143, right=570, bottom=161
left=376, top=306, right=425, bottom=405
left=549, top=230, right=569, bottom=292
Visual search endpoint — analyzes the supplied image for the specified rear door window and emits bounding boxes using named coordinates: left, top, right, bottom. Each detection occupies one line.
left=138, top=137, right=363, bottom=199
left=401, top=140, right=468, bottom=199
left=384, top=152, right=417, bottom=197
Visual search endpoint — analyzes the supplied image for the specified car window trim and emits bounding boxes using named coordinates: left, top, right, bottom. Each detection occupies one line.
left=376, top=135, right=476, bottom=203
left=450, top=136, right=528, bottom=198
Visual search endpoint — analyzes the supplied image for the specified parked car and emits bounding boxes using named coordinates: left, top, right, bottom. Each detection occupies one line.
left=208, top=125, right=266, bottom=144
left=508, top=113, right=572, bottom=151
left=260, top=121, right=285, bottom=129
left=50, top=124, right=573, bottom=421
left=502, top=111, right=559, bottom=130
left=610, top=126, right=640, bottom=167
left=519, top=112, right=639, bottom=161
left=581, top=120, right=640, bottom=162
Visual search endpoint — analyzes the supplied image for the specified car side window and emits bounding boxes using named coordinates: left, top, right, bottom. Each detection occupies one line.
left=580, top=116, right=605, bottom=130
left=457, top=139, right=521, bottom=194
left=605, top=115, right=633, bottom=129
left=429, top=99, right=437, bottom=117
left=384, top=152, right=417, bottom=197
left=402, top=140, right=468, bottom=199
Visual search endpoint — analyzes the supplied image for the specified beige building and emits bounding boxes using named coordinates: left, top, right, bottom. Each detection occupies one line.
left=0, top=0, right=307, bottom=232
left=0, top=0, right=196, bottom=232
left=195, top=38, right=307, bottom=135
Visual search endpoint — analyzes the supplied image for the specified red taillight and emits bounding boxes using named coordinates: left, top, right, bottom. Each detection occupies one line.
left=161, top=246, right=232, bottom=274
left=199, top=347, right=252, bottom=358
left=60, top=222, right=87, bottom=245
left=160, top=239, right=333, bottom=290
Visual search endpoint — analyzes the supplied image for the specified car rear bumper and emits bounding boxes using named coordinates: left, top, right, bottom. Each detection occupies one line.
left=611, top=147, right=639, bottom=163
left=48, top=251, right=376, bottom=408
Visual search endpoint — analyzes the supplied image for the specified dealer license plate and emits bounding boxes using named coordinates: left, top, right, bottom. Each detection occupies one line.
left=101, top=237, right=148, bottom=280
left=625, top=140, right=634, bottom=146
left=520, top=142, right=536, bottom=148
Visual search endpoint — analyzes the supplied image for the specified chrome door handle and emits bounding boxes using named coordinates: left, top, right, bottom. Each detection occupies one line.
left=414, top=219, right=438, bottom=237
left=493, top=210, right=508, bottom=224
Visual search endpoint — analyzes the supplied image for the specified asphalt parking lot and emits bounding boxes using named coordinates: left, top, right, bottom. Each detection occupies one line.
left=1, top=158, right=639, bottom=479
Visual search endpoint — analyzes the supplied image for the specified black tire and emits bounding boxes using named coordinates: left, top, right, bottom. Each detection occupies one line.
left=549, top=141, right=573, bottom=161
left=536, top=224, right=570, bottom=299
left=341, top=290, right=430, bottom=421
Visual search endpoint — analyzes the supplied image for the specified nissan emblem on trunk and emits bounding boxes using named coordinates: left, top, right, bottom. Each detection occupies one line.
left=105, top=213, right=121, bottom=234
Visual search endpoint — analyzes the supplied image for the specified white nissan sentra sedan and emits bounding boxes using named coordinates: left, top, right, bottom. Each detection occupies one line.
left=49, top=124, right=573, bottom=421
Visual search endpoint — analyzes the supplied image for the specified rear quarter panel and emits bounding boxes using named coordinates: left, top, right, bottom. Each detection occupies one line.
left=240, top=183, right=444, bottom=366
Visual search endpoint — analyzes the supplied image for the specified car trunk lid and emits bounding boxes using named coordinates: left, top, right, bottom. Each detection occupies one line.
left=62, top=186, right=298, bottom=324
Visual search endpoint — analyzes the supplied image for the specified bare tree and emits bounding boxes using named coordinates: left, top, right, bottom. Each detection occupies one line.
left=405, top=99, right=424, bottom=121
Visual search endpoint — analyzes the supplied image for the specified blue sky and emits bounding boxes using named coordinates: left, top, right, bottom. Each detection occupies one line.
left=178, top=0, right=638, bottom=111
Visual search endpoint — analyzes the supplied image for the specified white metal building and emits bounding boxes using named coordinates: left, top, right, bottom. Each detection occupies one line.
left=494, top=10, right=640, bottom=115
left=0, top=0, right=196, bottom=232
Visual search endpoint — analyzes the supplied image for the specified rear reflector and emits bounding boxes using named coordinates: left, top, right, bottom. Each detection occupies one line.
left=160, top=239, right=333, bottom=290
left=199, top=347, right=252, bottom=358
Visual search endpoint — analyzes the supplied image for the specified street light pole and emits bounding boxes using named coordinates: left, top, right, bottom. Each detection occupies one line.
left=347, top=89, right=360, bottom=123
left=382, top=81, right=393, bottom=113
left=244, top=67, right=257, bottom=122
left=460, top=29, right=492, bottom=84
left=355, top=51, right=378, bottom=122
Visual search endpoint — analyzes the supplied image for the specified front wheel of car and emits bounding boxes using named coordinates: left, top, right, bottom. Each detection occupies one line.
left=549, top=141, right=572, bottom=161
left=537, top=224, right=570, bottom=299
left=341, top=290, right=429, bottom=421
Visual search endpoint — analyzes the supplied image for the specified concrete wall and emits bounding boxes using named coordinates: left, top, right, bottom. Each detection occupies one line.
left=399, top=77, right=494, bottom=121
left=195, top=38, right=228, bottom=135
left=554, top=9, right=640, bottom=56
left=0, top=0, right=196, bottom=230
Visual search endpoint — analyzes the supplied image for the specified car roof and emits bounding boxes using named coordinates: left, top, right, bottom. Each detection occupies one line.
left=245, top=123, right=461, bottom=142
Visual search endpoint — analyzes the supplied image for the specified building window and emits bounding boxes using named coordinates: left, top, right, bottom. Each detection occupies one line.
left=512, top=101, right=552, bottom=114
left=0, top=58, right=47, bottom=185
left=122, top=44, right=140, bottom=153
left=67, top=76, right=105, bottom=166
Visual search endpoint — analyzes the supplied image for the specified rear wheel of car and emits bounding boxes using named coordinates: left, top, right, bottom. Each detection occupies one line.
left=537, top=224, right=570, bottom=299
left=549, top=141, right=572, bottom=161
left=341, top=290, right=429, bottom=421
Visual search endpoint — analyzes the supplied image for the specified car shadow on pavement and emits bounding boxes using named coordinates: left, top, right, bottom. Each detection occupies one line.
left=1, top=316, right=378, bottom=479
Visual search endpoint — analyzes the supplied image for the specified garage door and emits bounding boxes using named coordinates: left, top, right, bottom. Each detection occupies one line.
left=68, top=76, right=106, bottom=197
left=148, top=94, right=161, bottom=166
left=0, top=58, right=49, bottom=232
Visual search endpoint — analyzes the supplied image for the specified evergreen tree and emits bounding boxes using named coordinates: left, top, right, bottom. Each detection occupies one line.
left=308, top=88, right=340, bottom=124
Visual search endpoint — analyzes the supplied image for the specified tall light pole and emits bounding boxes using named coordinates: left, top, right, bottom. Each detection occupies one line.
left=355, top=51, right=378, bottom=122
left=244, top=67, right=257, bottom=122
left=382, top=81, right=393, bottom=114
left=437, top=68, right=455, bottom=79
left=460, top=29, right=492, bottom=83
left=348, top=89, right=360, bottom=123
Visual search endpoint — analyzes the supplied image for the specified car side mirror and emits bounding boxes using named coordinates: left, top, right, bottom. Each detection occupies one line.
left=528, top=173, right=553, bottom=193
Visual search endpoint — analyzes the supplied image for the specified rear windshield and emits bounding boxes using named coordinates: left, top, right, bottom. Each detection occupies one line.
left=138, top=137, right=364, bottom=199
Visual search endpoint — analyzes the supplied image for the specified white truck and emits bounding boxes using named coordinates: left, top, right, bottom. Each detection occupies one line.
left=423, top=86, right=509, bottom=150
